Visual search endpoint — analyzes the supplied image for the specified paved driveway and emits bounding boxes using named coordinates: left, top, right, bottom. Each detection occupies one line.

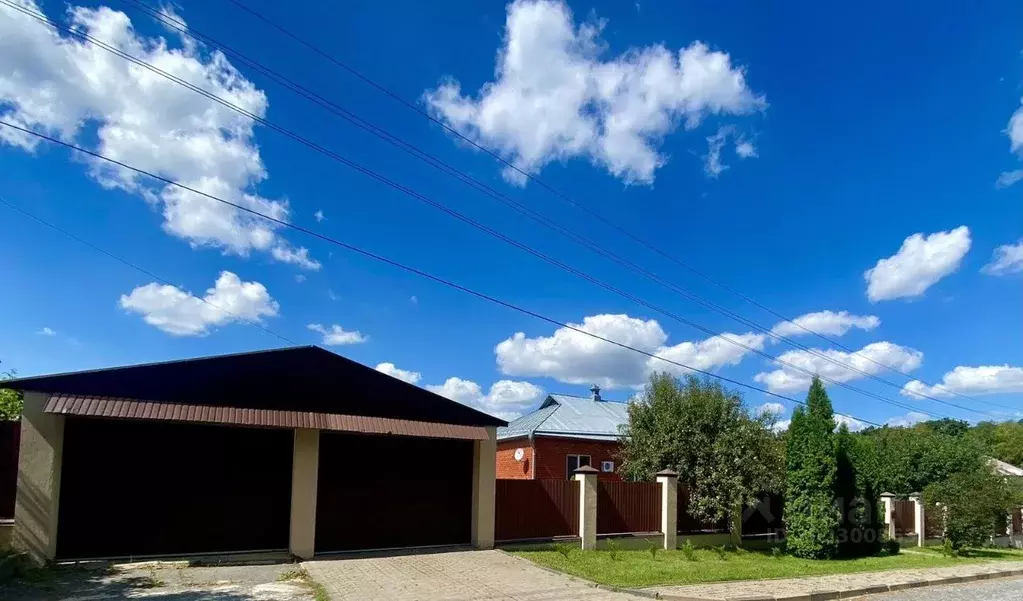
left=303, top=549, right=638, bottom=601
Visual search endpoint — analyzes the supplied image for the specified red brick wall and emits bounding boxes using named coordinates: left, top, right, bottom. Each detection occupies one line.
left=533, top=437, right=623, bottom=481
left=496, top=439, right=534, bottom=479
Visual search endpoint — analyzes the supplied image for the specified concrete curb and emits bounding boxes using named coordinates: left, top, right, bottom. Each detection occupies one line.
left=641, top=566, right=1023, bottom=600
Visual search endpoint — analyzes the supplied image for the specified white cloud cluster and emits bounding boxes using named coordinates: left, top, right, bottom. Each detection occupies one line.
left=704, top=126, right=756, bottom=178
left=864, top=226, right=971, bottom=302
left=981, top=238, right=1023, bottom=276
left=375, top=362, right=422, bottom=385
left=902, top=365, right=1023, bottom=399
left=427, top=377, right=544, bottom=421
left=36, top=327, right=56, bottom=336
left=771, top=310, right=880, bottom=339
left=834, top=414, right=868, bottom=432
left=307, top=323, right=367, bottom=346
left=0, top=1, right=317, bottom=268
left=754, top=402, right=785, bottom=417
left=999, top=100, right=1023, bottom=186
left=885, top=411, right=929, bottom=428
left=424, top=0, right=764, bottom=185
left=494, top=313, right=766, bottom=389
left=753, top=342, right=923, bottom=394
left=119, top=271, right=278, bottom=335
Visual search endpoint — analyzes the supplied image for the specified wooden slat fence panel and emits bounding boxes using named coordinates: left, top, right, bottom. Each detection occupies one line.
left=893, top=500, right=915, bottom=535
left=677, top=485, right=728, bottom=533
left=495, top=479, right=578, bottom=541
left=1013, top=508, right=1022, bottom=535
left=597, top=481, right=660, bottom=534
left=0, top=421, right=19, bottom=519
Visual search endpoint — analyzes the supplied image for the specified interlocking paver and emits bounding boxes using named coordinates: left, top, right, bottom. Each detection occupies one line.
left=303, top=549, right=642, bottom=600
left=644, top=561, right=1023, bottom=600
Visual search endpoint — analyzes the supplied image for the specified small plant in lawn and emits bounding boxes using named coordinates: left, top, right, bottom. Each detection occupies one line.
left=680, top=539, right=697, bottom=561
left=770, top=544, right=784, bottom=558
left=882, top=536, right=900, bottom=556
left=712, top=545, right=728, bottom=560
left=939, top=538, right=960, bottom=558
left=277, top=568, right=305, bottom=582
left=605, top=539, right=620, bottom=560
left=552, top=543, right=574, bottom=559
left=647, top=539, right=660, bottom=559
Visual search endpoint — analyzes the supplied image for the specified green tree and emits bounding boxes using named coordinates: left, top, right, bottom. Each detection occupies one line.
left=620, top=373, right=784, bottom=541
left=834, top=425, right=883, bottom=557
left=924, top=469, right=1023, bottom=551
left=922, top=418, right=970, bottom=438
left=857, top=425, right=985, bottom=495
left=784, top=376, right=841, bottom=559
left=0, top=369, right=22, bottom=421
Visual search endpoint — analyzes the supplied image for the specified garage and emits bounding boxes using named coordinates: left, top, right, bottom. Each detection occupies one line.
left=56, top=418, right=293, bottom=559
left=4, top=346, right=504, bottom=564
left=315, top=432, right=473, bottom=552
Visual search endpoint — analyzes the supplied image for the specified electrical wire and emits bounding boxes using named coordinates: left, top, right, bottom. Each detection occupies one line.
left=217, top=0, right=994, bottom=408
left=0, top=118, right=886, bottom=428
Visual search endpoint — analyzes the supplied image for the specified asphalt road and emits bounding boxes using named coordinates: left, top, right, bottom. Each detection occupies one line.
left=870, top=576, right=1023, bottom=600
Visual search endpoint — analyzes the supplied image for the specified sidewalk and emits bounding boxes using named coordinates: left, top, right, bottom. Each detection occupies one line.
left=640, top=561, right=1023, bottom=600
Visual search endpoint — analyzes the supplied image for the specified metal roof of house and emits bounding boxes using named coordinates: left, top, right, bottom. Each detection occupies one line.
left=497, top=393, right=630, bottom=442
left=4, top=346, right=506, bottom=429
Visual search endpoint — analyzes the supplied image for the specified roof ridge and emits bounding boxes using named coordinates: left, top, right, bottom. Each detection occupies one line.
left=552, top=392, right=628, bottom=404
left=530, top=397, right=561, bottom=433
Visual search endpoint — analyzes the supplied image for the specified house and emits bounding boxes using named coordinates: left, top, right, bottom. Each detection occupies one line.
left=3, top=346, right=505, bottom=563
left=496, top=385, right=628, bottom=481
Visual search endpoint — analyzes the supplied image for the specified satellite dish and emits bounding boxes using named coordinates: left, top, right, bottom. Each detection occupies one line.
left=514, top=448, right=525, bottom=461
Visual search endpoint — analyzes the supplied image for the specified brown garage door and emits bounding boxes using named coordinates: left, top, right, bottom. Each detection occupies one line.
left=315, top=432, right=473, bottom=552
left=56, top=417, right=293, bottom=559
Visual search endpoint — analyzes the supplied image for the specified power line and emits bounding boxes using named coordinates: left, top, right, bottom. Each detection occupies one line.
left=0, top=119, right=886, bottom=428
left=111, top=0, right=998, bottom=416
left=0, top=3, right=983, bottom=419
left=217, top=0, right=993, bottom=408
left=0, top=197, right=300, bottom=347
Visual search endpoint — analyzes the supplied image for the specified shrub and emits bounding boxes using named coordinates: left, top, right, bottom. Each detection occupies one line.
left=882, top=536, right=900, bottom=556
left=680, top=539, right=697, bottom=561
left=552, top=543, right=574, bottom=559
left=925, top=469, right=1023, bottom=552
left=605, top=539, right=620, bottom=560
left=712, top=545, right=728, bottom=560
left=647, top=540, right=659, bottom=559
left=770, top=544, right=784, bottom=558
left=939, top=538, right=959, bottom=558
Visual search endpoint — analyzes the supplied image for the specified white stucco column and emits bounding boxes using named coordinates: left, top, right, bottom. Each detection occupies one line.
left=655, top=469, right=677, bottom=550
left=289, top=428, right=320, bottom=559
left=880, top=492, right=896, bottom=541
left=471, top=426, right=497, bottom=549
left=910, top=492, right=925, bottom=547
left=13, top=392, right=64, bottom=565
left=574, top=465, right=599, bottom=550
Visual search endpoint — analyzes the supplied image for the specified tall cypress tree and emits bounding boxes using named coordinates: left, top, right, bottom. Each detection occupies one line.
left=784, top=376, right=840, bottom=559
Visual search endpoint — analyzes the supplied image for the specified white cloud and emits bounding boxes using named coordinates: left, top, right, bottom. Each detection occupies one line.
left=755, top=402, right=785, bottom=417
left=119, top=271, right=278, bottom=336
left=495, top=313, right=765, bottom=389
left=981, top=238, right=1023, bottom=276
left=834, top=414, right=868, bottom=432
left=704, top=126, right=756, bottom=178
left=375, top=362, right=422, bottom=385
left=36, top=327, right=56, bottom=336
left=307, top=323, right=368, bottom=346
left=771, top=419, right=791, bottom=433
left=753, top=341, right=923, bottom=394
left=424, top=0, right=764, bottom=185
left=0, top=1, right=316, bottom=268
left=902, top=365, right=1023, bottom=399
left=410, top=295, right=418, bottom=304
left=885, top=411, right=929, bottom=428
left=996, top=169, right=1023, bottom=188
left=864, top=226, right=971, bottom=302
left=1001, top=100, right=1023, bottom=186
left=735, top=138, right=757, bottom=159
left=294, top=274, right=307, bottom=283
left=771, top=310, right=880, bottom=339
left=314, top=210, right=325, bottom=222
left=427, top=377, right=544, bottom=421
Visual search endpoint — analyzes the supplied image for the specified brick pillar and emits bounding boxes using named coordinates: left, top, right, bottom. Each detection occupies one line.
left=574, top=465, right=599, bottom=550
left=471, top=426, right=497, bottom=549
left=910, top=492, right=925, bottom=547
left=655, top=469, right=678, bottom=550
left=13, top=392, right=64, bottom=565
left=880, top=492, right=896, bottom=540
left=289, top=428, right=320, bottom=559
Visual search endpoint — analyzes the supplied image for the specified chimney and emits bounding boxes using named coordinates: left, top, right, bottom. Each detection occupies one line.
left=590, top=384, right=602, bottom=402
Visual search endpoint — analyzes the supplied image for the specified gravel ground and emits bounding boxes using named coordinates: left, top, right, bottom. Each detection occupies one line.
left=866, top=576, right=1023, bottom=600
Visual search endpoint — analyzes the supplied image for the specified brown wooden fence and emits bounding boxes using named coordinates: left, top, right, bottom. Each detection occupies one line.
left=0, top=421, right=19, bottom=519
left=495, top=479, right=579, bottom=541
left=677, top=485, right=729, bottom=533
left=597, top=481, right=661, bottom=534
left=893, top=500, right=915, bottom=535
left=742, top=492, right=785, bottom=536
left=1013, top=508, right=1022, bottom=536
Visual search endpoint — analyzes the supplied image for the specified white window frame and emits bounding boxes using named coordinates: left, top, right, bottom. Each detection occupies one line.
left=566, top=454, right=592, bottom=478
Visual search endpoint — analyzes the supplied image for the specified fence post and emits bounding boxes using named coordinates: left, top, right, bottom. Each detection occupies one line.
left=910, top=492, right=925, bottom=547
left=574, top=465, right=599, bottom=550
left=655, top=469, right=678, bottom=550
left=880, top=492, right=896, bottom=540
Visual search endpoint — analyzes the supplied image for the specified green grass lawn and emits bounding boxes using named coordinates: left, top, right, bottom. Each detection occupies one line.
left=512, top=546, right=1023, bottom=589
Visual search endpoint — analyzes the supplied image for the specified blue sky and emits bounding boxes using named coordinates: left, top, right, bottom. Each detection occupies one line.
left=1, top=0, right=1021, bottom=426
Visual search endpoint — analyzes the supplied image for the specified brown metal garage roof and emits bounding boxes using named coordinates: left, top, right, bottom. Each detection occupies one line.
left=6, top=346, right=506, bottom=430
left=44, top=394, right=490, bottom=440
